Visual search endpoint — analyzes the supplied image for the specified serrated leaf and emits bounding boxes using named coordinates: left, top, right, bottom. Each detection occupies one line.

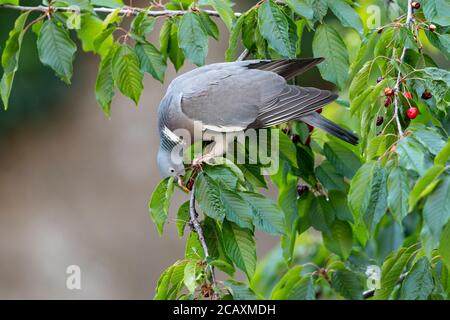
left=327, top=0, right=363, bottom=34
left=178, top=12, right=208, bottom=66
left=409, top=164, right=445, bottom=211
left=154, top=260, right=187, bottom=300
left=208, top=0, right=235, bottom=31
left=91, top=0, right=123, bottom=7
left=258, top=0, right=297, bottom=58
left=423, top=176, right=450, bottom=245
left=423, top=0, right=450, bottom=26
left=135, top=42, right=166, bottom=83
left=183, top=260, right=198, bottom=294
left=331, top=269, right=364, bottom=300
left=323, top=142, right=361, bottom=178
left=349, top=59, right=375, bottom=101
left=148, top=177, right=175, bottom=236
left=387, top=166, right=410, bottom=223
left=37, top=20, right=77, bottom=84
left=440, top=223, right=450, bottom=271
left=373, top=244, right=417, bottom=299
left=224, top=280, right=260, bottom=300
left=400, top=257, right=433, bottom=300
left=185, top=230, right=205, bottom=260
left=284, top=0, right=314, bottom=20
left=0, top=11, right=29, bottom=110
left=77, top=14, right=112, bottom=56
left=95, top=44, right=116, bottom=117
left=195, top=173, right=253, bottom=229
left=240, top=192, right=285, bottom=235
left=222, top=220, right=256, bottom=279
left=312, top=24, right=349, bottom=89
left=198, top=11, right=219, bottom=40
left=396, top=137, right=429, bottom=175
left=315, top=161, right=347, bottom=192
left=112, top=44, right=144, bottom=104
left=131, top=10, right=156, bottom=37
left=225, top=12, right=245, bottom=61
left=323, top=220, right=353, bottom=259
left=435, top=140, right=450, bottom=165
left=176, top=201, right=190, bottom=238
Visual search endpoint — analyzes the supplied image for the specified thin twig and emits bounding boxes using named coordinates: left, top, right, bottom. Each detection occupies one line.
left=189, top=185, right=218, bottom=300
left=363, top=272, right=408, bottom=299
left=236, top=48, right=250, bottom=61
left=0, top=4, right=242, bottom=17
left=392, top=0, right=414, bottom=137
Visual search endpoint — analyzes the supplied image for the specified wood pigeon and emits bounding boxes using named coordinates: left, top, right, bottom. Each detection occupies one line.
left=157, top=58, right=358, bottom=178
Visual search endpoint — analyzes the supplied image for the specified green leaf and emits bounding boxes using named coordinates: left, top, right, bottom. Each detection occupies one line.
left=312, top=24, right=349, bottom=89
left=199, top=11, right=219, bottom=40
left=224, top=280, right=260, bottom=300
left=135, top=42, right=166, bottom=83
left=308, top=196, right=335, bottom=236
left=225, top=13, right=245, bottom=61
left=440, top=223, right=450, bottom=271
left=195, top=173, right=253, bottom=228
left=178, top=12, right=208, bottom=66
left=154, top=260, right=187, bottom=299
left=95, top=44, right=116, bottom=117
left=0, top=0, right=19, bottom=4
left=185, top=231, right=205, bottom=260
left=400, top=257, right=433, bottom=300
left=409, top=164, right=445, bottom=211
left=387, top=167, right=410, bottom=223
left=240, top=192, right=285, bottom=235
left=77, top=14, right=112, bottom=57
left=306, top=0, right=328, bottom=22
left=258, top=0, right=297, bottom=58
left=160, top=18, right=185, bottom=71
left=176, top=201, right=190, bottom=238
left=396, top=137, right=429, bottom=175
left=208, top=0, right=235, bottom=31
left=323, top=142, right=361, bottom=178
left=435, top=140, right=450, bottom=166
left=131, top=11, right=156, bottom=37
left=183, top=260, right=198, bottom=294
left=331, top=269, right=364, bottom=300
left=412, top=127, right=446, bottom=156
left=37, top=20, right=77, bottom=84
left=284, top=0, right=314, bottom=20
left=222, top=220, right=256, bottom=279
left=423, top=176, right=450, bottom=245
left=348, top=161, right=387, bottom=239
left=423, top=0, right=450, bottom=26
left=323, top=220, right=353, bottom=259
left=272, top=267, right=316, bottom=300
left=0, top=11, right=29, bottom=110
left=349, top=59, right=376, bottom=101
left=373, top=244, right=417, bottom=299
left=112, top=44, right=144, bottom=104
left=327, top=0, right=363, bottom=34
left=315, top=161, right=347, bottom=192
left=148, top=177, right=175, bottom=236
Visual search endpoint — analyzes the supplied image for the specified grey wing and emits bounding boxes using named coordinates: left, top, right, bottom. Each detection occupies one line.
left=179, top=66, right=286, bottom=131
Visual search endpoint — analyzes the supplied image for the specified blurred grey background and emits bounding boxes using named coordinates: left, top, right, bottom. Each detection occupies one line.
left=0, top=0, right=281, bottom=299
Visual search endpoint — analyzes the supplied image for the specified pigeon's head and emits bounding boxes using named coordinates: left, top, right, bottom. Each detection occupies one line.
left=157, top=146, right=185, bottom=179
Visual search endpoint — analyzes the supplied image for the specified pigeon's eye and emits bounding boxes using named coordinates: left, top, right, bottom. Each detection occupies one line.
left=169, top=168, right=175, bottom=173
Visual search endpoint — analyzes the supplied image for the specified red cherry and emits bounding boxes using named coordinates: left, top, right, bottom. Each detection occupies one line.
left=307, top=124, right=314, bottom=132
left=384, top=97, right=392, bottom=107
left=305, top=136, right=311, bottom=146
left=403, top=91, right=413, bottom=99
left=406, top=107, right=419, bottom=119
left=316, top=108, right=322, bottom=114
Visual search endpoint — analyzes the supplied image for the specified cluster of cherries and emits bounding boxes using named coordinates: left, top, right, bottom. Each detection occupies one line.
left=375, top=76, right=433, bottom=126
left=284, top=108, right=322, bottom=145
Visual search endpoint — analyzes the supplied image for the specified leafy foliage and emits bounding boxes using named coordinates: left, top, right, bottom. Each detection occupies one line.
left=1, top=0, right=449, bottom=300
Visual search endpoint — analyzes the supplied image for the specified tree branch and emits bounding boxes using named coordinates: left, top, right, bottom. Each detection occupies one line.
left=0, top=4, right=242, bottom=18
left=189, top=185, right=218, bottom=299
left=392, top=0, right=414, bottom=137
left=362, top=272, right=408, bottom=299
